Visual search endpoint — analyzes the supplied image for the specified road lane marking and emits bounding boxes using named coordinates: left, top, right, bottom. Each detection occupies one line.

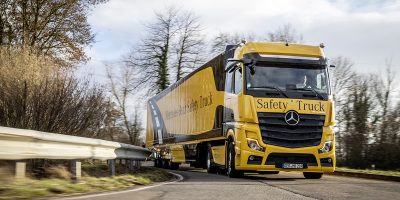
left=59, top=172, right=184, bottom=200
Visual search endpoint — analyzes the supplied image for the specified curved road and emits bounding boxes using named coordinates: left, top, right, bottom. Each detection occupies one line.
left=65, top=165, right=400, bottom=200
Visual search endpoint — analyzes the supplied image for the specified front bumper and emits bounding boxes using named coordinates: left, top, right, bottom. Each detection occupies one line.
left=236, top=145, right=335, bottom=173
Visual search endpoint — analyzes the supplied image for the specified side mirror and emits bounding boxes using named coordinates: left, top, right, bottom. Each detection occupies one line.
left=243, top=58, right=256, bottom=75
left=249, top=65, right=256, bottom=75
left=225, top=58, right=256, bottom=73
left=227, top=58, right=241, bottom=62
left=225, top=60, right=240, bottom=72
left=243, top=58, right=252, bottom=65
left=227, top=58, right=255, bottom=66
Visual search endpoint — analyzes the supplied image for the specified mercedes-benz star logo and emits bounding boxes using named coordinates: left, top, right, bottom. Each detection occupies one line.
left=285, top=111, right=300, bottom=126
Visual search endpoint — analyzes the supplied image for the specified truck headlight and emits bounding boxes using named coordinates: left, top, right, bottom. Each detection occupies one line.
left=247, top=139, right=265, bottom=152
left=319, top=141, right=333, bottom=153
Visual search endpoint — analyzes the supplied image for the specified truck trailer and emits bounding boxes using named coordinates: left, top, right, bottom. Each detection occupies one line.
left=146, top=42, right=335, bottom=178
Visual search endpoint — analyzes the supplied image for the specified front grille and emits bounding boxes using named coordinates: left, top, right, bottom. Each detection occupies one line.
left=266, top=153, right=318, bottom=166
left=258, top=112, right=325, bottom=148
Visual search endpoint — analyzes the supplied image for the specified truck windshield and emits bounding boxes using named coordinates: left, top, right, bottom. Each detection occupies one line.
left=246, top=64, right=329, bottom=100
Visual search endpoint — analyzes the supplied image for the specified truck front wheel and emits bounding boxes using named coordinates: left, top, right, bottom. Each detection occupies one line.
left=303, top=172, right=323, bottom=179
left=227, top=142, right=243, bottom=178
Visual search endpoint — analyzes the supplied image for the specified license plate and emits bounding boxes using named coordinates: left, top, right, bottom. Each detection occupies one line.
left=282, top=163, right=304, bottom=169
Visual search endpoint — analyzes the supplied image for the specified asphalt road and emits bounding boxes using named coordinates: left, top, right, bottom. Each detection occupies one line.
left=65, top=165, right=400, bottom=200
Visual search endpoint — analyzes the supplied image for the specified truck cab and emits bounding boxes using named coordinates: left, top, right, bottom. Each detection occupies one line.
left=222, top=42, right=335, bottom=178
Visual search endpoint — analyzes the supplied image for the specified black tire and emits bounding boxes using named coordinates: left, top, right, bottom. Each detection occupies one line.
left=154, top=159, right=158, bottom=167
left=169, top=161, right=180, bottom=170
left=192, top=163, right=202, bottom=168
left=227, top=142, right=244, bottom=178
left=303, top=172, right=323, bottom=179
left=162, top=159, right=170, bottom=169
left=154, top=159, right=161, bottom=168
left=206, top=145, right=218, bottom=173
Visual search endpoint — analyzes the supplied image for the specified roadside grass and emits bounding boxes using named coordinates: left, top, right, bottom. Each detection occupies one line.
left=336, top=167, right=400, bottom=177
left=0, top=165, right=173, bottom=200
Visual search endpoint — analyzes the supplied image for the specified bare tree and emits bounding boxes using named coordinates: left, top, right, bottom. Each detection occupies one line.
left=342, top=74, right=374, bottom=168
left=267, top=23, right=303, bottom=43
left=210, top=32, right=256, bottom=55
left=372, top=64, right=396, bottom=144
left=106, top=63, right=141, bottom=144
left=0, top=0, right=107, bottom=67
left=328, top=57, right=400, bottom=169
left=174, top=11, right=204, bottom=81
left=209, top=24, right=302, bottom=54
left=389, top=100, right=400, bottom=154
left=0, top=47, right=107, bottom=137
left=127, top=7, right=207, bottom=96
left=131, top=7, right=180, bottom=95
left=130, top=106, right=144, bottom=145
left=330, top=57, right=355, bottom=100
left=367, top=64, right=398, bottom=169
left=329, top=57, right=356, bottom=160
left=97, top=100, right=124, bottom=141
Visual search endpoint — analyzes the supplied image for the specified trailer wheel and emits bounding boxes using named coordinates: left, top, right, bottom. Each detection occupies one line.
left=162, top=159, right=170, bottom=169
left=303, top=172, right=323, bottom=179
left=227, top=142, right=243, bottom=178
left=206, top=145, right=218, bottom=173
left=169, top=161, right=180, bottom=170
left=154, top=159, right=161, bottom=168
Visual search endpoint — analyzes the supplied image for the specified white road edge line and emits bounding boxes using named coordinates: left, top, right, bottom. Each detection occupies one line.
left=59, top=172, right=184, bottom=200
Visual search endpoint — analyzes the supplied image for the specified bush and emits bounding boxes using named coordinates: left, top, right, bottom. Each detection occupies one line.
left=0, top=47, right=107, bottom=138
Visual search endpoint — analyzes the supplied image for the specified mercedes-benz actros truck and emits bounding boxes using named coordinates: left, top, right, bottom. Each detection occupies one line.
left=146, top=42, right=335, bottom=179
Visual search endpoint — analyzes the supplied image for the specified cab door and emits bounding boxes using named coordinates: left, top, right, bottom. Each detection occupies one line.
left=223, top=67, right=235, bottom=122
left=224, top=65, right=243, bottom=122
left=231, top=66, right=243, bottom=121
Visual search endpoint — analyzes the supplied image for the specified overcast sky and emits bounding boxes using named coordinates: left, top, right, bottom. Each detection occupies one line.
left=78, top=0, right=400, bottom=126
left=81, top=0, right=400, bottom=80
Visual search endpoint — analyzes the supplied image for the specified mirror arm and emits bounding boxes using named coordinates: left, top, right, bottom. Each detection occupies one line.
left=225, top=58, right=256, bottom=72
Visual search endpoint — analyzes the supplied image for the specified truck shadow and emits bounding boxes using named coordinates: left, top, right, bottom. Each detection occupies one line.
left=171, top=166, right=304, bottom=182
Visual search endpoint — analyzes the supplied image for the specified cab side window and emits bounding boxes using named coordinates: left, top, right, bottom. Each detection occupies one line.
left=225, top=70, right=234, bottom=93
left=234, top=68, right=242, bottom=94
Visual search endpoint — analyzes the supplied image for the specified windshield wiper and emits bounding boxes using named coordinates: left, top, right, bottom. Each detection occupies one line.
left=289, top=87, right=325, bottom=100
left=249, top=86, right=289, bottom=98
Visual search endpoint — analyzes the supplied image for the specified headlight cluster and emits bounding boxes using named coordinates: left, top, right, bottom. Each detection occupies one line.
left=319, top=141, right=333, bottom=153
left=247, top=139, right=265, bottom=152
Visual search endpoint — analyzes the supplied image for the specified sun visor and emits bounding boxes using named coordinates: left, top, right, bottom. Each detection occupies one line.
left=244, top=53, right=327, bottom=66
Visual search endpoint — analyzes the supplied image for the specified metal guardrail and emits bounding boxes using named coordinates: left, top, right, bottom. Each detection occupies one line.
left=0, top=126, right=151, bottom=161
left=0, top=126, right=151, bottom=178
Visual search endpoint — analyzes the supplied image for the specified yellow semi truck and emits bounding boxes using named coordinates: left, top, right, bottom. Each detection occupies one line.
left=146, top=42, right=335, bottom=179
